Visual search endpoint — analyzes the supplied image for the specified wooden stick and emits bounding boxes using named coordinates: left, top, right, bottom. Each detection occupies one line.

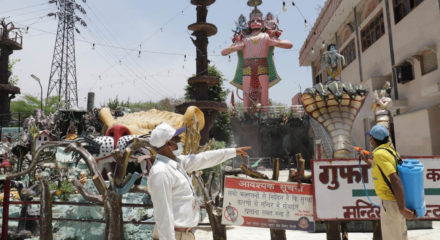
left=72, top=179, right=103, bottom=203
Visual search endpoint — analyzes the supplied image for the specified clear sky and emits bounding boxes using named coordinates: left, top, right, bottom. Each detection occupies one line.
left=2, top=0, right=326, bottom=108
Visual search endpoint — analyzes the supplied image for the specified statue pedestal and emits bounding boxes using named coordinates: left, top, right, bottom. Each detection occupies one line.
left=188, top=23, right=217, bottom=37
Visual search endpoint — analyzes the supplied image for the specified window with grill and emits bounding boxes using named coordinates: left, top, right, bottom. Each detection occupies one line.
left=393, top=0, right=424, bottom=24
left=361, top=11, right=385, bottom=52
left=341, top=40, right=356, bottom=67
left=420, top=51, right=438, bottom=75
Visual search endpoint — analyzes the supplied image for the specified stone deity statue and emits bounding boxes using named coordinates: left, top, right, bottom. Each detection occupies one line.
left=321, top=44, right=346, bottom=82
left=221, top=7, right=292, bottom=112
left=232, top=14, right=247, bottom=43
left=373, top=81, right=393, bottom=129
left=264, top=12, right=282, bottom=39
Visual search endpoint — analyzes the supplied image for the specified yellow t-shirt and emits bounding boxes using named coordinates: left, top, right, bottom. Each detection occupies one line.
left=372, top=142, right=399, bottom=201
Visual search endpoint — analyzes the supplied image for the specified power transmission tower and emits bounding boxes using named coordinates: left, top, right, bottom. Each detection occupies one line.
left=47, top=0, right=86, bottom=109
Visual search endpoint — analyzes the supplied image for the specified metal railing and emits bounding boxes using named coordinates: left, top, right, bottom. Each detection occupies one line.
left=0, top=178, right=211, bottom=239
left=0, top=112, right=28, bottom=142
left=0, top=179, right=151, bottom=239
left=223, top=156, right=273, bottom=169
left=0, top=112, right=27, bottom=127
left=232, top=105, right=306, bottom=119
left=0, top=28, right=23, bottom=47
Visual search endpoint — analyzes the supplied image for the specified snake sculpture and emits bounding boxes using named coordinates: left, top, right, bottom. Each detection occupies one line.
left=301, top=81, right=368, bottom=158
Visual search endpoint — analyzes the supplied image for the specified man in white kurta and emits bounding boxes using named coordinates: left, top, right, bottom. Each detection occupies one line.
left=148, top=123, right=250, bottom=240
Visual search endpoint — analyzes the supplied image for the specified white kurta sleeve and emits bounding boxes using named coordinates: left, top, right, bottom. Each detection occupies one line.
left=180, top=148, right=237, bottom=172
left=149, top=172, right=175, bottom=240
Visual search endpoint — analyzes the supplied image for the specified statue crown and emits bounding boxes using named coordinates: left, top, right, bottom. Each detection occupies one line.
left=249, top=7, right=263, bottom=20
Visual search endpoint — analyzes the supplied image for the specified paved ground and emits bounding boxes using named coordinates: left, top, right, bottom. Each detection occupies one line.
left=195, top=221, right=440, bottom=240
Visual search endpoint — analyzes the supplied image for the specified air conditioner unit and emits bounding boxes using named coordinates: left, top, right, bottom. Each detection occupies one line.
left=394, top=62, right=414, bottom=84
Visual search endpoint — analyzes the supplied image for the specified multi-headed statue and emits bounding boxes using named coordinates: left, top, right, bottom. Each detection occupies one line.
left=221, top=7, right=292, bottom=112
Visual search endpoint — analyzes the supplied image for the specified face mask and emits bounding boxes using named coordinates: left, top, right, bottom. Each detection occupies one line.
left=172, top=142, right=184, bottom=156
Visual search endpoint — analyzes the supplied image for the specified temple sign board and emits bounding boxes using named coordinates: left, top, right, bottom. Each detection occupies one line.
left=222, top=176, right=314, bottom=232
left=312, top=157, right=440, bottom=221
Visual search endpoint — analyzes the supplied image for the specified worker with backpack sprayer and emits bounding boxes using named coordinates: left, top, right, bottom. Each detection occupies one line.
left=359, top=125, right=417, bottom=240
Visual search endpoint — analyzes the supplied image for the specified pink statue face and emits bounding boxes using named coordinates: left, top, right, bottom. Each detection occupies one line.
left=266, top=14, right=273, bottom=21
left=248, top=17, right=263, bottom=30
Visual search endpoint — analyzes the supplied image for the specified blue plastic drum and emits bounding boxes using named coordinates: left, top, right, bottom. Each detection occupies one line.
left=397, top=159, right=426, bottom=218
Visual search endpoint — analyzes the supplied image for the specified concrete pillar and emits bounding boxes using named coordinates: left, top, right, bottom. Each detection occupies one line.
left=87, top=92, right=95, bottom=112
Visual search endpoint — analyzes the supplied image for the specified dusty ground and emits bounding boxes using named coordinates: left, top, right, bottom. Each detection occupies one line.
left=195, top=221, right=440, bottom=240
left=197, top=170, right=439, bottom=239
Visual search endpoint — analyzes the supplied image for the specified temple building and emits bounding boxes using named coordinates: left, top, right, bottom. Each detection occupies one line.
left=300, top=0, right=440, bottom=156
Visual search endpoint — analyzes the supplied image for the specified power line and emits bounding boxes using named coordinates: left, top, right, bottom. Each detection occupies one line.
left=90, top=2, right=191, bottom=78
left=15, top=21, right=301, bottom=57
left=26, top=32, right=48, bottom=39
left=0, top=2, right=48, bottom=14
left=9, top=1, right=302, bottom=104
left=81, top=1, right=188, bottom=96
left=77, top=31, right=171, bottom=98
left=138, top=4, right=192, bottom=46
left=13, top=20, right=193, bottom=91
left=16, top=14, right=50, bottom=25
left=78, top=6, right=172, bottom=98
left=12, top=3, right=298, bottom=99
left=1, top=6, right=53, bottom=19
left=78, top=17, right=177, bottom=98
left=77, top=49, right=156, bottom=99
left=291, top=1, right=307, bottom=21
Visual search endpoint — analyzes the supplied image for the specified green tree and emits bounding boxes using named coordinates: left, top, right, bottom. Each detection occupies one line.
left=8, top=58, right=20, bottom=86
left=185, top=65, right=228, bottom=102
left=125, top=101, right=158, bottom=112
left=10, top=94, right=60, bottom=118
left=185, top=65, right=232, bottom=144
left=201, top=140, right=227, bottom=184
left=105, top=97, right=183, bottom=112
left=105, top=96, right=130, bottom=110
left=156, top=98, right=184, bottom=112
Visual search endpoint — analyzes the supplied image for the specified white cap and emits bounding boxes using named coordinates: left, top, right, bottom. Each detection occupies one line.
left=150, top=123, right=185, bottom=148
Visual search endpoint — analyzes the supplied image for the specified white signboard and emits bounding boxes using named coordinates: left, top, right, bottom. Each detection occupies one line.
left=312, top=157, right=440, bottom=221
left=221, top=176, right=314, bottom=232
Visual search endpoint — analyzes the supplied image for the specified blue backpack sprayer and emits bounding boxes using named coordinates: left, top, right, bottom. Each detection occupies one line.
left=356, top=147, right=426, bottom=217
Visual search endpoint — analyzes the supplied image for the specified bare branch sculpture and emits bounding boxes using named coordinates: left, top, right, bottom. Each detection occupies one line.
left=194, top=171, right=226, bottom=240
left=7, top=138, right=151, bottom=240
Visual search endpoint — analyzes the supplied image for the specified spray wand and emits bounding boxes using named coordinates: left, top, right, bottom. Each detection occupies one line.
left=353, top=146, right=370, bottom=156
left=352, top=146, right=380, bottom=207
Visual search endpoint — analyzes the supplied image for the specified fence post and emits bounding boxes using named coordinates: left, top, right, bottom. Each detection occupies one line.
left=1, top=178, right=11, bottom=240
